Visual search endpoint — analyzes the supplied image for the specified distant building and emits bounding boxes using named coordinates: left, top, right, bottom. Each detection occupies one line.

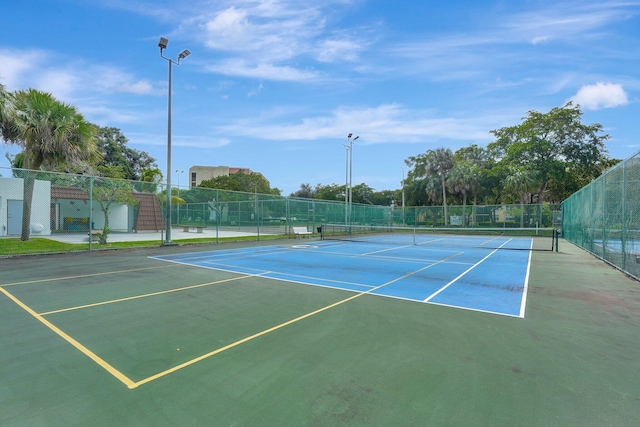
left=188, top=165, right=268, bottom=188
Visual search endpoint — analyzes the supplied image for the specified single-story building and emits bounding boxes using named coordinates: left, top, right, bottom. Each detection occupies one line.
left=0, top=177, right=164, bottom=237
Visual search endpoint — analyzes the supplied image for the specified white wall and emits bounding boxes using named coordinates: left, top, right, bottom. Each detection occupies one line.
left=0, top=177, right=51, bottom=236
left=89, top=203, right=129, bottom=231
left=0, top=177, right=131, bottom=235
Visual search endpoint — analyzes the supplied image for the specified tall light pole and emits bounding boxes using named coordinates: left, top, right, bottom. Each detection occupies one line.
left=176, top=169, right=184, bottom=225
left=175, top=169, right=184, bottom=198
left=347, top=133, right=359, bottom=225
left=401, top=167, right=406, bottom=226
left=159, top=37, right=190, bottom=244
left=341, top=144, right=349, bottom=225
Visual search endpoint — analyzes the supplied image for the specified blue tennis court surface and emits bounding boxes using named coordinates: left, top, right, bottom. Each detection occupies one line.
left=151, top=238, right=533, bottom=318
left=593, top=238, right=640, bottom=254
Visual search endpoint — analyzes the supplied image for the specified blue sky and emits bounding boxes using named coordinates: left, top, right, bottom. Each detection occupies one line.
left=1, top=0, right=639, bottom=195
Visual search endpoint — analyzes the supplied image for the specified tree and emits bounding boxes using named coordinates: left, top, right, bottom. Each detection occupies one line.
left=454, top=145, right=491, bottom=206
left=406, top=148, right=454, bottom=225
left=351, top=183, right=375, bottom=204
left=314, top=183, right=345, bottom=201
left=96, top=127, right=157, bottom=181
left=370, top=189, right=397, bottom=207
left=137, top=167, right=163, bottom=193
left=0, top=83, right=18, bottom=142
left=446, top=162, right=476, bottom=226
left=199, top=170, right=280, bottom=195
left=8, top=89, right=97, bottom=240
left=489, top=102, right=610, bottom=202
left=90, top=173, right=139, bottom=243
left=503, top=166, right=537, bottom=227
left=290, top=183, right=318, bottom=198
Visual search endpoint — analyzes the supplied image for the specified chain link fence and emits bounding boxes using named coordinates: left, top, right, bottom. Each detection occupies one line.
left=562, top=150, right=640, bottom=280
left=1, top=166, right=559, bottom=254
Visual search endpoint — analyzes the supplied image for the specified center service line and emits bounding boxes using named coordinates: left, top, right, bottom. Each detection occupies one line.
left=424, top=239, right=512, bottom=302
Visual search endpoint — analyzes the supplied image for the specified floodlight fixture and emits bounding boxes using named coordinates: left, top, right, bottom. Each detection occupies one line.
left=345, top=133, right=359, bottom=225
left=158, top=37, right=169, bottom=50
left=178, top=49, right=191, bottom=60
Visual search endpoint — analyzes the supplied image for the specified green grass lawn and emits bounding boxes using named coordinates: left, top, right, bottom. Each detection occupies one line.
left=0, top=233, right=291, bottom=257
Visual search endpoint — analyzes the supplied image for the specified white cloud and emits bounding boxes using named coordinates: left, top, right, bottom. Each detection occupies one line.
left=570, top=82, right=629, bottom=110
left=187, top=1, right=373, bottom=81
left=0, top=49, right=48, bottom=89
left=315, top=37, right=364, bottom=62
left=205, top=59, right=319, bottom=81
left=247, top=82, right=264, bottom=97
left=0, top=49, right=160, bottom=99
left=199, top=3, right=324, bottom=61
left=505, top=3, right=636, bottom=45
left=217, top=104, right=494, bottom=143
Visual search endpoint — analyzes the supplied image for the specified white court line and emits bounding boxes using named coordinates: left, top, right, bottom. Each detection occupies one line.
left=423, top=238, right=513, bottom=302
left=518, top=239, right=534, bottom=318
left=360, top=244, right=416, bottom=256
left=149, top=246, right=290, bottom=263
left=200, top=259, right=374, bottom=290
left=293, top=246, right=472, bottom=266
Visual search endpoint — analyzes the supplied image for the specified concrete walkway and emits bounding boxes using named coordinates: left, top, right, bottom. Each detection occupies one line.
left=44, top=229, right=269, bottom=244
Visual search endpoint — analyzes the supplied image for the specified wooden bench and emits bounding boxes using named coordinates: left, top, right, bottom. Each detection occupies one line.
left=182, top=226, right=206, bottom=233
left=291, top=226, right=312, bottom=238
left=88, top=230, right=100, bottom=242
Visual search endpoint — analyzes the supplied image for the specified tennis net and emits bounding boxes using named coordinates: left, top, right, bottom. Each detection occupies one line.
left=320, top=224, right=558, bottom=251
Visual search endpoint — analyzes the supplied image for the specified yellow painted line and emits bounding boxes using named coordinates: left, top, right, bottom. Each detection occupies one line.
left=0, top=264, right=174, bottom=288
left=132, top=258, right=456, bottom=389
left=0, top=286, right=136, bottom=389
left=39, top=275, right=255, bottom=316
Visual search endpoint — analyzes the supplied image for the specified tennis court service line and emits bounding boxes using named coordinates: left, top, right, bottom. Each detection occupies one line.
left=0, top=264, right=174, bottom=288
left=0, top=286, right=136, bottom=389
left=38, top=274, right=257, bottom=316
left=148, top=246, right=291, bottom=265
left=423, top=239, right=512, bottom=302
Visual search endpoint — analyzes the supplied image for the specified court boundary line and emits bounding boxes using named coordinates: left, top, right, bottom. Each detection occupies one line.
left=131, top=252, right=460, bottom=389
left=519, top=239, right=534, bottom=318
left=38, top=274, right=256, bottom=316
left=0, top=286, right=136, bottom=389
left=0, top=264, right=174, bottom=288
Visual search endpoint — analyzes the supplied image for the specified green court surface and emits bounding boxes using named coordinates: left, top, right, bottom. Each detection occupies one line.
left=1, top=239, right=639, bottom=426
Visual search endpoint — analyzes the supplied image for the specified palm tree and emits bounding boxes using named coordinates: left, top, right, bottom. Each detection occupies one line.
left=503, top=167, right=537, bottom=227
left=446, top=162, right=477, bottom=227
left=11, top=89, right=97, bottom=240
left=426, top=148, right=454, bottom=226
left=0, top=83, right=18, bottom=141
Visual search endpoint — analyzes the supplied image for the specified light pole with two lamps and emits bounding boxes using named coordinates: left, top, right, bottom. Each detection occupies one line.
left=176, top=169, right=184, bottom=224
left=341, top=143, right=349, bottom=225
left=158, top=37, right=190, bottom=244
left=401, top=167, right=406, bottom=225
left=347, top=133, right=359, bottom=225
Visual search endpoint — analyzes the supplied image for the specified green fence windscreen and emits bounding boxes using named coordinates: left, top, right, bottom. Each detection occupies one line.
left=562, top=150, right=640, bottom=281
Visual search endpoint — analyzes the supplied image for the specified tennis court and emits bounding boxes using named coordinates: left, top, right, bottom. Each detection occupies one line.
left=151, top=234, right=535, bottom=317
left=1, top=235, right=640, bottom=426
